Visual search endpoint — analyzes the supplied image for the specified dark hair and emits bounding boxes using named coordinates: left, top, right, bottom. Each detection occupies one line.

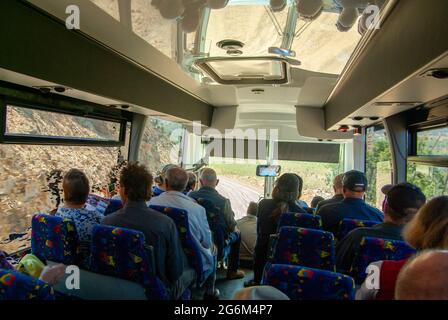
left=63, top=169, right=90, bottom=205
left=271, top=173, right=302, bottom=219
left=120, top=162, right=153, bottom=201
left=247, top=202, right=258, bottom=216
left=311, top=196, right=325, bottom=209
left=185, top=172, right=197, bottom=192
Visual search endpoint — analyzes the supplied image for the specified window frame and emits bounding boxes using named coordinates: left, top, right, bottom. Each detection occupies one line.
left=0, top=99, right=129, bottom=147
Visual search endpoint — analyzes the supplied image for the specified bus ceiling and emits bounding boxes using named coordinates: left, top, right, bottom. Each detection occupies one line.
left=0, top=0, right=447, bottom=141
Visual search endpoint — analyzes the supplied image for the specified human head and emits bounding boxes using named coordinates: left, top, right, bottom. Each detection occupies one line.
left=342, top=170, right=368, bottom=199
left=165, top=167, right=189, bottom=192
left=154, top=164, right=179, bottom=189
left=333, top=173, right=344, bottom=195
left=403, top=196, right=448, bottom=250
left=272, top=173, right=301, bottom=203
left=119, top=162, right=153, bottom=203
left=200, top=168, right=219, bottom=188
left=247, top=202, right=258, bottom=217
left=395, top=250, right=448, bottom=300
left=185, top=172, right=197, bottom=192
left=311, top=196, right=325, bottom=209
left=62, top=169, right=90, bottom=206
left=382, top=183, right=426, bottom=224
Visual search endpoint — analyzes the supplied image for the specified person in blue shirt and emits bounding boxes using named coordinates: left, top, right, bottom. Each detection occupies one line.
left=317, top=170, right=384, bottom=236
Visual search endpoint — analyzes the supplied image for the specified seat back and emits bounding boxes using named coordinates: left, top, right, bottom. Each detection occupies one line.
left=278, top=212, right=322, bottom=230
left=86, top=194, right=110, bottom=215
left=192, top=197, right=230, bottom=261
left=31, top=214, right=80, bottom=265
left=272, top=227, right=335, bottom=271
left=337, top=219, right=380, bottom=241
left=90, top=225, right=168, bottom=300
left=262, top=264, right=355, bottom=300
left=104, top=199, right=123, bottom=216
left=351, top=237, right=416, bottom=284
left=149, top=205, right=204, bottom=278
left=0, top=269, right=55, bottom=300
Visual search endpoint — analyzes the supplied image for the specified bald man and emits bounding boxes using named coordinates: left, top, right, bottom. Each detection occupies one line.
left=395, top=250, right=448, bottom=300
left=189, top=168, right=245, bottom=280
left=315, top=173, right=345, bottom=212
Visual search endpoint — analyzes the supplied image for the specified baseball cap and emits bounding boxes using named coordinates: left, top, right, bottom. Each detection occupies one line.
left=385, top=183, right=426, bottom=216
left=342, top=170, right=368, bottom=192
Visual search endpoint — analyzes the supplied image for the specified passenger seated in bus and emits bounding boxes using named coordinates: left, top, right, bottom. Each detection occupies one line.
left=102, top=163, right=194, bottom=299
left=189, top=168, right=245, bottom=280
left=152, top=164, right=179, bottom=197
left=315, top=173, right=345, bottom=211
left=294, top=175, right=309, bottom=209
left=310, top=196, right=325, bottom=209
left=336, top=183, right=426, bottom=273
left=248, top=173, right=307, bottom=286
left=184, top=172, right=197, bottom=194
left=395, top=250, right=448, bottom=300
left=148, top=167, right=219, bottom=299
left=233, top=285, right=289, bottom=300
left=357, top=196, right=448, bottom=300
left=317, top=170, right=384, bottom=235
left=237, top=202, right=258, bottom=267
left=55, top=169, right=103, bottom=254
left=0, top=250, right=66, bottom=285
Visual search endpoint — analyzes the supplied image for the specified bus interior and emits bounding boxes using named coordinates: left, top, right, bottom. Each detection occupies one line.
left=0, top=0, right=447, bottom=302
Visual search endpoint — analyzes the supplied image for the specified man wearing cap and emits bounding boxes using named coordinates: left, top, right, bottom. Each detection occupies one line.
left=335, top=182, right=426, bottom=273
left=317, top=170, right=384, bottom=236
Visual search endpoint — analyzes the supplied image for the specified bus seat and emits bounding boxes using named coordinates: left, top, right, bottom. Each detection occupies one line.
left=47, top=261, right=147, bottom=300
left=0, top=268, right=55, bottom=300
left=86, top=194, right=110, bottom=215
left=350, top=237, right=416, bottom=285
left=90, top=225, right=169, bottom=300
left=337, top=219, right=380, bottom=241
left=104, top=199, right=123, bottom=216
left=193, top=197, right=231, bottom=262
left=270, top=227, right=336, bottom=271
left=31, top=214, right=80, bottom=265
left=278, top=212, right=323, bottom=231
left=261, top=264, right=355, bottom=300
left=149, top=205, right=208, bottom=286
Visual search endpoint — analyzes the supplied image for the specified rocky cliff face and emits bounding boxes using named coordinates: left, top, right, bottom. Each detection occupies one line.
left=0, top=107, right=176, bottom=253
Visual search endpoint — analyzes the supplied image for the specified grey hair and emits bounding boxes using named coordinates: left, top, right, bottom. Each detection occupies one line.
left=200, top=168, right=218, bottom=183
left=166, top=167, right=188, bottom=192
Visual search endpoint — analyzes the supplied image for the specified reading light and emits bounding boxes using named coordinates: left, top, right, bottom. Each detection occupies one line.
left=338, top=125, right=350, bottom=133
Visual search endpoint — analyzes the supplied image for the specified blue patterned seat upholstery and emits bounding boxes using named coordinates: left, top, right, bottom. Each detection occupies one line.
left=149, top=205, right=205, bottom=284
left=0, top=269, right=55, bottom=300
left=193, top=197, right=230, bottom=261
left=90, top=225, right=169, bottom=300
left=350, top=237, right=416, bottom=284
left=271, top=227, right=336, bottom=271
left=262, top=264, right=355, bottom=300
left=337, top=219, right=380, bottom=241
left=278, top=212, right=322, bottom=230
left=86, top=194, right=110, bottom=215
left=31, top=214, right=80, bottom=265
left=104, top=199, right=123, bottom=216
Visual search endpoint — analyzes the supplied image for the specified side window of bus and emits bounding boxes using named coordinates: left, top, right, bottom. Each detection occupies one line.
left=407, top=126, right=448, bottom=199
left=0, top=106, right=130, bottom=254
left=138, top=117, right=184, bottom=173
left=365, top=124, right=393, bottom=209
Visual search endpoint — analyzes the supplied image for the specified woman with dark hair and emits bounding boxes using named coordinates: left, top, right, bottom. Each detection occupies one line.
left=246, top=173, right=307, bottom=286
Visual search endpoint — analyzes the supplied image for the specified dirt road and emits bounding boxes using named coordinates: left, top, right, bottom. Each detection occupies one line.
left=216, top=176, right=262, bottom=220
